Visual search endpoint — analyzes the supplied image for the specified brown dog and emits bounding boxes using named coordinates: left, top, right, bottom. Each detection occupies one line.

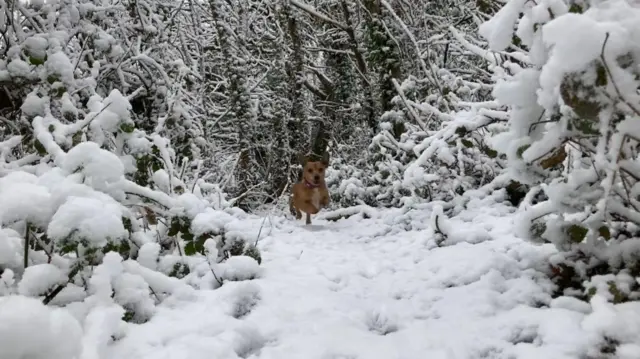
left=289, top=152, right=330, bottom=225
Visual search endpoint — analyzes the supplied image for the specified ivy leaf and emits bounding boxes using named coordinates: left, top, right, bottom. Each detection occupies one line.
left=516, top=144, right=530, bottom=159
left=244, top=245, right=262, bottom=265
left=28, top=56, right=46, bottom=66
left=184, top=241, right=197, bottom=256
left=569, top=3, right=583, bottom=13
left=455, top=127, right=468, bottom=137
left=120, top=123, right=135, bottom=133
left=72, top=132, right=83, bottom=146
left=34, top=139, right=48, bottom=156
left=167, top=217, right=181, bottom=237
left=122, top=217, right=133, bottom=233
left=483, top=148, right=498, bottom=158
left=566, top=224, right=588, bottom=243
left=47, top=75, right=59, bottom=84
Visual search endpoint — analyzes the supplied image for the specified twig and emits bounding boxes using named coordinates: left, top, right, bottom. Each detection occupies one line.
left=600, top=32, right=640, bottom=117
left=43, top=262, right=83, bottom=305
left=205, top=254, right=224, bottom=286
left=434, top=215, right=448, bottom=246
left=392, top=78, right=428, bottom=131
left=24, top=223, right=30, bottom=269
left=253, top=183, right=290, bottom=247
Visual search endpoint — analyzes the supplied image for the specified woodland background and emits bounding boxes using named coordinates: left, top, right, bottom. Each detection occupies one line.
left=1, top=0, right=640, bottom=349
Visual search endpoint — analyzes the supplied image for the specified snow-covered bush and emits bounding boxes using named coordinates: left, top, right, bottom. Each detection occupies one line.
left=475, top=0, right=640, bottom=304
left=0, top=0, right=263, bottom=352
left=322, top=0, right=513, bottom=210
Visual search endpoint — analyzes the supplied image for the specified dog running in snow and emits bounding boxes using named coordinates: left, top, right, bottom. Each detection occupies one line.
left=289, top=152, right=330, bottom=225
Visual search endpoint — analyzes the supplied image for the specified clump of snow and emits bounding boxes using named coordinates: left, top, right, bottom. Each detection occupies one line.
left=191, top=208, right=237, bottom=237
left=60, top=141, right=125, bottom=189
left=47, top=196, right=127, bottom=248
left=7, top=59, right=32, bottom=78
left=112, top=272, right=156, bottom=322
left=45, top=51, right=75, bottom=84
left=137, top=243, right=161, bottom=270
left=478, top=0, right=529, bottom=51
left=60, top=92, right=78, bottom=117
left=173, top=192, right=207, bottom=218
left=0, top=270, right=15, bottom=296
left=23, top=36, right=48, bottom=60
left=48, top=284, right=87, bottom=306
left=221, top=256, right=262, bottom=282
left=0, top=228, right=24, bottom=270
left=0, top=182, right=51, bottom=227
left=0, top=295, right=83, bottom=359
left=17, top=264, right=67, bottom=297
left=21, top=92, right=47, bottom=118
left=151, top=169, right=171, bottom=193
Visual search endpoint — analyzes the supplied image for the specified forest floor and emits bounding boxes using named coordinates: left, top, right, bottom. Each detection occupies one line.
left=105, top=192, right=620, bottom=359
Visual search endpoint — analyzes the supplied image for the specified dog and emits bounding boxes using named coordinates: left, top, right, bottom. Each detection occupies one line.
left=289, top=152, right=330, bottom=225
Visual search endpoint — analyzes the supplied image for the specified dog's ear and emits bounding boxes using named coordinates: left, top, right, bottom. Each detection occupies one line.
left=321, top=151, right=330, bottom=166
left=298, top=153, right=308, bottom=166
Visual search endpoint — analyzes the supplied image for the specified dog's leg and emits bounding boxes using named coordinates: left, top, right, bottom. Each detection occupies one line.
left=320, top=195, right=329, bottom=209
left=306, top=212, right=311, bottom=225
left=289, top=195, right=302, bottom=220
left=289, top=196, right=297, bottom=217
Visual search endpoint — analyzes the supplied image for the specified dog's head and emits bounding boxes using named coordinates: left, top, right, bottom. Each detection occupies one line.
left=299, top=152, right=329, bottom=186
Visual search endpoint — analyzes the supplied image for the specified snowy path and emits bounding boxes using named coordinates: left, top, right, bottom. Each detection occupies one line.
left=106, top=195, right=596, bottom=359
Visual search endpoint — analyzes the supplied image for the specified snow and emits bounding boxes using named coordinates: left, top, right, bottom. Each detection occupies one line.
left=137, top=243, right=161, bottom=270
left=61, top=141, right=125, bottom=187
left=0, top=295, right=83, bottom=359
left=220, top=256, right=262, bottom=282
left=2, top=0, right=640, bottom=356
left=2, top=174, right=640, bottom=359
left=47, top=196, right=127, bottom=248
left=191, top=208, right=237, bottom=236
left=7, top=59, right=33, bottom=78
left=0, top=177, right=52, bottom=227
left=21, top=92, right=48, bottom=118
left=0, top=228, right=23, bottom=270
left=23, top=36, right=48, bottom=60
left=18, top=264, right=67, bottom=297
left=478, top=0, right=528, bottom=52
left=16, top=193, right=611, bottom=359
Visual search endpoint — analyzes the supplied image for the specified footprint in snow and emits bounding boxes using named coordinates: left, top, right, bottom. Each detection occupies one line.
left=233, top=326, right=268, bottom=359
left=228, top=282, right=261, bottom=319
left=364, top=307, right=400, bottom=336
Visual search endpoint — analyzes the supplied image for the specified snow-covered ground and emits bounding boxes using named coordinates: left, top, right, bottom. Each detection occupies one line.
left=97, top=191, right=638, bottom=359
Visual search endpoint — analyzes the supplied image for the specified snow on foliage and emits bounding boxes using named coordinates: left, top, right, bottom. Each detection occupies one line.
left=321, top=0, right=640, bottom=355
left=0, top=0, right=263, bottom=356
left=475, top=0, right=640, bottom=304
left=0, top=295, right=83, bottom=359
left=2, top=0, right=640, bottom=356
